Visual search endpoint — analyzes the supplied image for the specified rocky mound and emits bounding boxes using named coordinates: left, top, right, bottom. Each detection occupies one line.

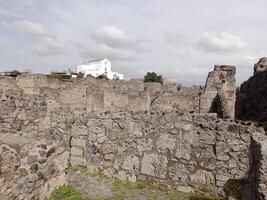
left=236, top=70, right=267, bottom=129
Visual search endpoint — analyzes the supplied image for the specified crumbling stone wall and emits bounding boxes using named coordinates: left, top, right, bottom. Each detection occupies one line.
left=242, top=133, right=267, bottom=200
left=0, top=134, right=69, bottom=200
left=200, top=65, right=236, bottom=119
left=16, top=75, right=48, bottom=95
left=0, top=75, right=200, bottom=113
left=66, top=111, right=258, bottom=195
left=0, top=102, right=263, bottom=199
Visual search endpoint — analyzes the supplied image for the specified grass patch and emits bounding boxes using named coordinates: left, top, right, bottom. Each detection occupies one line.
left=68, top=165, right=109, bottom=180
left=48, top=185, right=83, bottom=200
left=67, top=165, right=223, bottom=200
left=111, top=179, right=222, bottom=200
left=189, top=192, right=223, bottom=200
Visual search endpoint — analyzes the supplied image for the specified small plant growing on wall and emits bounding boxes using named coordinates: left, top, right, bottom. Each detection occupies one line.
left=144, top=72, right=163, bottom=84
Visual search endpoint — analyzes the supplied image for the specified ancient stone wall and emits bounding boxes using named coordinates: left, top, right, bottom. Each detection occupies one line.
left=0, top=97, right=263, bottom=199
left=0, top=75, right=200, bottom=114
left=66, top=111, right=257, bottom=196
left=242, top=133, right=267, bottom=200
left=200, top=65, right=236, bottom=119
left=0, top=135, right=68, bottom=200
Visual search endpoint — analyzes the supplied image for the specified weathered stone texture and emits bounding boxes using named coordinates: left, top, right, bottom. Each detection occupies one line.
left=200, top=65, right=236, bottom=119
left=0, top=136, right=68, bottom=200
left=0, top=75, right=200, bottom=114
left=1, top=108, right=262, bottom=199
left=242, top=133, right=267, bottom=200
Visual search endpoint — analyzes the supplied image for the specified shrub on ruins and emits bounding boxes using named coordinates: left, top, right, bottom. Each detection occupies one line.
left=58, top=74, right=72, bottom=81
left=76, top=72, right=84, bottom=79
left=8, top=70, right=21, bottom=77
left=144, top=72, right=163, bottom=84
left=97, top=74, right=109, bottom=80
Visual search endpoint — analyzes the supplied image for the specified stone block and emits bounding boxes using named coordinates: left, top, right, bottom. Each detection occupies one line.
left=190, top=170, right=215, bottom=185
left=70, top=147, right=83, bottom=156
left=71, top=138, right=87, bottom=147
left=156, top=134, right=176, bottom=154
left=137, top=138, right=153, bottom=152
left=71, top=125, right=88, bottom=136
left=175, top=143, right=191, bottom=160
left=70, top=156, right=87, bottom=167
left=117, top=171, right=127, bottom=181
left=141, top=154, right=167, bottom=179
left=168, top=163, right=189, bottom=183
left=122, top=155, right=139, bottom=171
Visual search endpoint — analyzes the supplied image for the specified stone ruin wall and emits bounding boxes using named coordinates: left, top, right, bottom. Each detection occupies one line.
left=242, top=133, right=267, bottom=200
left=0, top=95, right=263, bottom=199
left=0, top=75, right=200, bottom=114
left=0, top=86, right=265, bottom=199
left=0, top=64, right=237, bottom=118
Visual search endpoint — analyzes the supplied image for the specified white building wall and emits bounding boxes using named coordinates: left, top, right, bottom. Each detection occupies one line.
left=76, top=59, right=123, bottom=80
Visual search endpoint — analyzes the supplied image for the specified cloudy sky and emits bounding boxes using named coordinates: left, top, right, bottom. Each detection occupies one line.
left=0, top=0, right=266, bottom=85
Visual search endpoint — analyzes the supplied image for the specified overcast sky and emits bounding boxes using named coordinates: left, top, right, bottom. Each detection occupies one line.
left=0, top=0, right=266, bottom=85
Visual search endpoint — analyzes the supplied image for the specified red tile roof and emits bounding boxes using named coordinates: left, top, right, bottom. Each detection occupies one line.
left=85, top=58, right=105, bottom=64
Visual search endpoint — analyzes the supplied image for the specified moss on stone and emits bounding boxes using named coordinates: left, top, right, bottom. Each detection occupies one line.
left=224, top=178, right=245, bottom=200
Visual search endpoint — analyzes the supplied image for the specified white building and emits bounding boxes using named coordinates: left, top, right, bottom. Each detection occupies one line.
left=76, top=58, right=123, bottom=80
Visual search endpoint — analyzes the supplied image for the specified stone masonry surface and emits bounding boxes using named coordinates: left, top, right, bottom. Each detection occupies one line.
left=0, top=104, right=264, bottom=199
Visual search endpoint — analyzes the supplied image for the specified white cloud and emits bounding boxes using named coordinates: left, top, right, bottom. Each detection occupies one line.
left=91, top=25, right=143, bottom=50
left=75, top=25, right=146, bottom=62
left=198, top=31, right=245, bottom=54
left=165, top=30, right=195, bottom=47
left=32, top=38, right=70, bottom=56
left=3, top=20, right=71, bottom=56
left=7, top=20, right=55, bottom=39
left=0, top=36, right=15, bottom=54
left=79, top=43, right=134, bottom=62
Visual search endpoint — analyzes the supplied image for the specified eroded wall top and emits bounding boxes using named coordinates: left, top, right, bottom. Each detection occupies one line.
left=254, top=57, right=267, bottom=75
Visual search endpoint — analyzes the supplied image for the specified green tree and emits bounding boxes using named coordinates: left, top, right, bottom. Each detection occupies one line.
left=144, top=72, right=163, bottom=84
left=97, top=74, right=109, bottom=80
left=9, top=70, right=21, bottom=77
left=77, top=72, right=84, bottom=79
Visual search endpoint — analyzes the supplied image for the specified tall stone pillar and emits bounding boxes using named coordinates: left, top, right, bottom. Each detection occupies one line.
left=199, top=65, right=236, bottom=119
